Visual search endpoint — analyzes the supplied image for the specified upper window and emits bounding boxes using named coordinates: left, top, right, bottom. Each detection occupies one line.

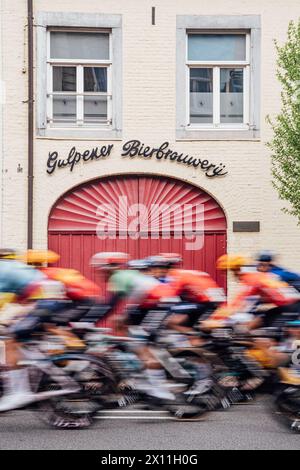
left=187, top=32, right=250, bottom=129
left=176, top=16, right=261, bottom=140
left=47, top=30, right=112, bottom=128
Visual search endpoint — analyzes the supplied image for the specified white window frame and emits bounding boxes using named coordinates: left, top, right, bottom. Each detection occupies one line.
left=36, top=12, right=122, bottom=139
left=46, top=28, right=113, bottom=128
left=176, top=15, right=261, bottom=141
left=186, top=31, right=250, bottom=130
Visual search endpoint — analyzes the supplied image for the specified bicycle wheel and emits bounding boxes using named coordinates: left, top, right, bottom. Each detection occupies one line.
left=35, top=353, right=117, bottom=429
left=274, top=386, right=300, bottom=433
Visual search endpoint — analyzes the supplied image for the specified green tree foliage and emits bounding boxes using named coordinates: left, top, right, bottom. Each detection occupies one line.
left=268, top=20, right=300, bottom=221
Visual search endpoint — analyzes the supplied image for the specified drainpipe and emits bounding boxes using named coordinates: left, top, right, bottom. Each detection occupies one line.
left=27, top=0, right=34, bottom=249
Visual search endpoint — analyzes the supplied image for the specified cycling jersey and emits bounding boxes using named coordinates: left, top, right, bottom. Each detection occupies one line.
left=0, top=260, right=44, bottom=299
left=98, top=270, right=145, bottom=327
left=41, top=267, right=100, bottom=301
left=0, top=260, right=47, bottom=328
left=126, top=275, right=161, bottom=306
left=169, top=269, right=226, bottom=304
left=108, top=269, right=142, bottom=297
left=110, top=270, right=175, bottom=310
left=270, top=265, right=300, bottom=284
left=138, top=282, right=177, bottom=309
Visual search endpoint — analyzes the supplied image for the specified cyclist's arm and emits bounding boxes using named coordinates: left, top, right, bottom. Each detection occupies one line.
left=211, top=284, right=258, bottom=319
left=258, top=282, right=300, bottom=307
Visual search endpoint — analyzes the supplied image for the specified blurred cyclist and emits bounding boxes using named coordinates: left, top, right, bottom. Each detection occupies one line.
left=256, top=251, right=300, bottom=291
left=89, top=252, right=141, bottom=328
left=208, top=254, right=300, bottom=329
left=126, top=258, right=166, bottom=315
left=91, top=253, right=178, bottom=400
left=0, top=249, right=45, bottom=309
left=151, top=254, right=226, bottom=338
left=23, top=249, right=100, bottom=324
left=147, top=254, right=182, bottom=284
left=0, top=248, right=67, bottom=411
left=90, top=253, right=175, bottom=331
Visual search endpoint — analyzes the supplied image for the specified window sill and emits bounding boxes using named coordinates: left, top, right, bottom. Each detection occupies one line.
left=176, top=128, right=260, bottom=141
left=36, top=127, right=122, bottom=140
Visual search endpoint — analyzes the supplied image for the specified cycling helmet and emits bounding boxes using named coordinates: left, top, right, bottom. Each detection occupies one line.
left=147, top=255, right=171, bottom=268
left=256, top=250, right=275, bottom=263
left=90, top=252, right=130, bottom=268
left=128, top=259, right=150, bottom=271
left=158, top=253, right=182, bottom=267
left=0, top=248, right=17, bottom=259
left=217, top=254, right=248, bottom=271
left=22, top=250, right=60, bottom=265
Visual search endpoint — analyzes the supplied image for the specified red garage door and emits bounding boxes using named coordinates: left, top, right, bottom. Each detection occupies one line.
left=48, top=175, right=227, bottom=290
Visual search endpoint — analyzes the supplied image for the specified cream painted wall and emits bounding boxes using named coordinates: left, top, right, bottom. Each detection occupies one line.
left=1, top=0, right=300, bottom=285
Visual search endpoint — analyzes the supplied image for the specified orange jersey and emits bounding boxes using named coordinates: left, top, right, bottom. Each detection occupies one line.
left=140, top=283, right=177, bottom=308
left=40, top=267, right=100, bottom=301
left=212, top=271, right=300, bottom=320
left=168, top=269, right=226, bottom=304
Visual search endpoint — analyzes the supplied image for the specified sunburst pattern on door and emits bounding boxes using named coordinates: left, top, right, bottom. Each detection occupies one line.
left=49, top=175, right=226, bottom=233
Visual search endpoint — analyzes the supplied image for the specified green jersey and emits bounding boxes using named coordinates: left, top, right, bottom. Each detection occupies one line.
left=109, top=270, right=141, bottom=297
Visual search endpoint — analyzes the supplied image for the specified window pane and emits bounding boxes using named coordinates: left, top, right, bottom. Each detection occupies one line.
left=53, top=95, right=76, bottom=122
left=84, top=96, right=107, bottom=122
left=53, top=67, right=76, bottom=92
left=220, top=68, right=244, bottom=123
left=84, top=67, right=107, bottom=92
left=188, top=34, right=246, bottom=61
left=190, top=68, right=213, bottom=124
left=50, top=32, right=109, bottom=60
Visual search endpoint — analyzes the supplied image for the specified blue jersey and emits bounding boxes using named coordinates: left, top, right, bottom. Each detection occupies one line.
left=271, top=265, right=300, bottom=283
left=0, top=260, right=43, bottom=295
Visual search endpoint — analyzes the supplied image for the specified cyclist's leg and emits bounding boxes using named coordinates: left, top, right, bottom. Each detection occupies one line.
left=0, top=310, right=43, bottom=411
left=127, top=307, right=176, bottom=400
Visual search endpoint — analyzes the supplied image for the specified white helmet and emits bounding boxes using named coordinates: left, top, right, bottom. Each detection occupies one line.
left=90, top=252, right=130, bottom=269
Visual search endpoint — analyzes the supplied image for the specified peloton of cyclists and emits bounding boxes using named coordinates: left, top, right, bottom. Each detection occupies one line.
left=1, top=246, right=300, bottom=414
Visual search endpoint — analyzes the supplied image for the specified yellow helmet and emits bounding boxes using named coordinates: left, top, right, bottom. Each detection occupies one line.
left=217, top=254, right=248, bottom=271
left=0, top=248, right=17, bottom=259
left=21, top=250, right=60, bottom=266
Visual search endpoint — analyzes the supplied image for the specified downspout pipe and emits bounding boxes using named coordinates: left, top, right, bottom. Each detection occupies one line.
left=27, top=0, right=34, bottom=249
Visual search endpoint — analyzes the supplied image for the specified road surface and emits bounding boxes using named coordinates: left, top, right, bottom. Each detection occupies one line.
left=0, top=398, right=299, bottom=450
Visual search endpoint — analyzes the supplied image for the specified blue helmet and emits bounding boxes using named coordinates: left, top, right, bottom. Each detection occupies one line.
left=127, top=259, right=150, bottom=271
left=256, top=250, right=275, bottom=263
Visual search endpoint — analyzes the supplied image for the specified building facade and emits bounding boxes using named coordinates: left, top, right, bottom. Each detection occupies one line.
left=1, top=0, right=300, bottom=291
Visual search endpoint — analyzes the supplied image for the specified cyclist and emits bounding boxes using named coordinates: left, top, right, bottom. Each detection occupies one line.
left=0, top=249, right=45, bottom=307
left=89, top=252, right=137, bottom=326
left=0, top=249, right=49, bottom=329
left=22, top=249, right=100, bottom=324
left=128, top=256, right=179, bottom=313
left=90, top=253, right=175, bottom=329
left=0, top=249, right=66, bottom=411
left=91, top=253, right=179, bottom=400
left=208, top=254, right=300, bottom=329
left=256, top=251, right=300, bottom=291
left=126, top=258, right=166, bottom=314
left=149, top=254, right=226, bottom=337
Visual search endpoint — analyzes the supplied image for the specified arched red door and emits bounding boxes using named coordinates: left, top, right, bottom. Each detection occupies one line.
left=48, top=175, right=227, bottom=289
